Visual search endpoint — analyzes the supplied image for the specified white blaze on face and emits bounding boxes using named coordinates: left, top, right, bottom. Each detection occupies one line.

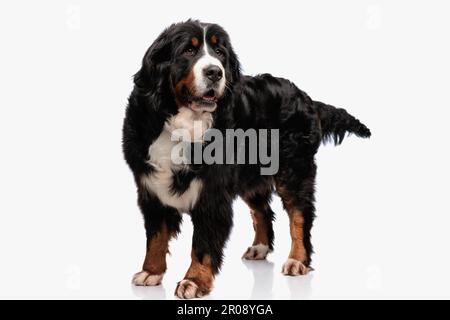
left=192, top=27, right=226, bottom=96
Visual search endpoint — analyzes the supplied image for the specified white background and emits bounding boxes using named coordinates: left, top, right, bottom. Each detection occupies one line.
left=0, top=0, right=449, bottom=299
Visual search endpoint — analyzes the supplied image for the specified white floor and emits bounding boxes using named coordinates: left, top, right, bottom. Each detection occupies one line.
left=2, top=144, right=450, bottom=300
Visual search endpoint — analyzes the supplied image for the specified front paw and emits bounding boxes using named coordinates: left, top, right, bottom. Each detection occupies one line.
left=132, top=271, right=164, bottom=286
left=175, top=279, right=211, bottom=299
left=282, top=258, right=310, bottom=276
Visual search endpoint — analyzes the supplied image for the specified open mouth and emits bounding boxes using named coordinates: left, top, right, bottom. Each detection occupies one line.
left=196, top=89, right=217, bottom=104
left=190, top=89, right=218, bottom=111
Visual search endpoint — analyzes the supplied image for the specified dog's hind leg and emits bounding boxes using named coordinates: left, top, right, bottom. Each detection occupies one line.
left=241, top=190, right=275, bottom=260
left=275, top=159, right=316, bottom=276
left=237, top=176, right=275, bottom=260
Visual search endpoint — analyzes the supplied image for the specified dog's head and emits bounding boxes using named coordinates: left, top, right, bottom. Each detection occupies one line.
left=135, top=20, right=240, bottom=113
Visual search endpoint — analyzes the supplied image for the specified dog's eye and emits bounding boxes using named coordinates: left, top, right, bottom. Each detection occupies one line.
left=183, top=47, right=196, bottom=56
left=215, top=49, right=224, bottom=57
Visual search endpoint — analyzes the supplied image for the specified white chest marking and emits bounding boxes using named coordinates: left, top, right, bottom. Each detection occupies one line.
left=140, top=107, right=213, bottom=212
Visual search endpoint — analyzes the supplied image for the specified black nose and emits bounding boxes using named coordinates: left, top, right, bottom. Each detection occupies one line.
left=204, top=65, right=223, bottom=83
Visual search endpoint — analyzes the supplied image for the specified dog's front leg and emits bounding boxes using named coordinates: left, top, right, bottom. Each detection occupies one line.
left=175, top=199, right=233, bottom=299
left=132, top=192, right=182, bottom=286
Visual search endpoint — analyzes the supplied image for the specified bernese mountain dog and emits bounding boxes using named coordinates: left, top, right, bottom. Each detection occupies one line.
left=122, top=20, right=371, bottom=299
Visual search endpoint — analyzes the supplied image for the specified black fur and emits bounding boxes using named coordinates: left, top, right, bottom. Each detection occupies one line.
left=122, top=20, right=371, bottom=284
left=315, top=101, right=371, bottom=145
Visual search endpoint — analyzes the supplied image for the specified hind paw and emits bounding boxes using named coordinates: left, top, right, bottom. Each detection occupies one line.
left=242, top=244, right=270, bottom=260
left=282, top=259, right=310, bottom=276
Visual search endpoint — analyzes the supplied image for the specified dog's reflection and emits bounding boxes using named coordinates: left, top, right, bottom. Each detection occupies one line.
left=243, top=259, right=313, bottom=299
left=285, top=272, right=313, bottom=299
left=131, top=283, right=167, bottom=300
left=243, top=260, right=275, bottom=300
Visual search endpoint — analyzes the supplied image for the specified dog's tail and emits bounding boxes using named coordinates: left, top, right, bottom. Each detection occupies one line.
left=313, top=101, right=371, bottom=145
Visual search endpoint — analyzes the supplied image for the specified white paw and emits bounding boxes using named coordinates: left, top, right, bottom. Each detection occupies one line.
left=282, top=258, right=309, bottom=276
left=175, top=279, right=203, bottom=299
left=242, top=244, right=270, bottom=260
left=132, top=271, right=164, bottom=286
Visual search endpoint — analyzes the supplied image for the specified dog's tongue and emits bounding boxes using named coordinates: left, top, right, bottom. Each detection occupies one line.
left=202, top=90, right=216, bottom=101
left=203, top=96, right=215, bottom=101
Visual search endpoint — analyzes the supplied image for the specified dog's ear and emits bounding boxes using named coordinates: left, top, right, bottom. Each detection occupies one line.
left=226, top=42, right=241, bottom=83
left=134, top=27, right=173, bottom=92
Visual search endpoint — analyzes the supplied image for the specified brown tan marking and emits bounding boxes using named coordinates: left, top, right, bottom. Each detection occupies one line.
left=185, top=252, right=214, bottom=291
left=211, top=35, right=218, bottom=45
left=241, top=207, right=271, bottom=260
left=174, top=70, right=195, bottom=107
left=241, top=181, right=273, bottom=247
left=288, top=210, right=307, bottom=263
left=276, top=184, right=308, bottom=264
left=142, top=222, right=171, bottom=275
left=191, top=37, right=199, bottom=47
left=176, top=251, right=214, bottom=298
left=250, top=209, right=269, bottom=246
